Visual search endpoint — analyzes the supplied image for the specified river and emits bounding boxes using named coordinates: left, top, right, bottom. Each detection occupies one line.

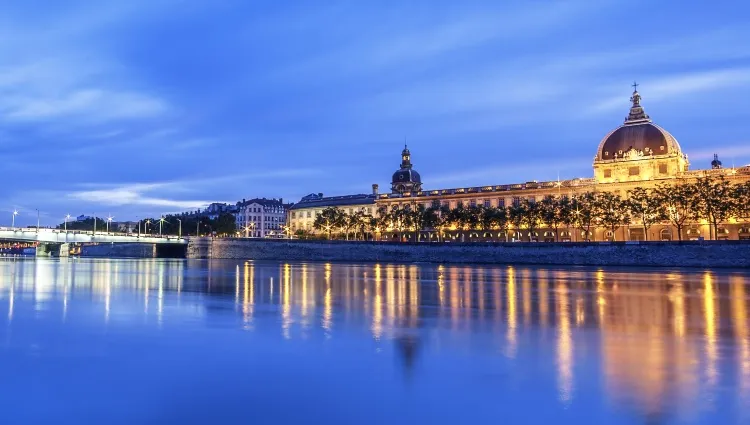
left=0, top=258, right=748, bottom=424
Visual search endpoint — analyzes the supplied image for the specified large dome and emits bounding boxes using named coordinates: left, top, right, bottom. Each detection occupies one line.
left=597, top=122, right=681, bottom=160
left=595, top=87, right=682, bottom=161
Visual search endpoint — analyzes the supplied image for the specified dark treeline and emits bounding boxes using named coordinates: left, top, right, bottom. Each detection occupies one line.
left=56, top=213, right=237, bottom=236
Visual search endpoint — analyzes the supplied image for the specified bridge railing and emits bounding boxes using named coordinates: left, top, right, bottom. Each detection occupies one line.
left=0, top=227, right=186, bottom=243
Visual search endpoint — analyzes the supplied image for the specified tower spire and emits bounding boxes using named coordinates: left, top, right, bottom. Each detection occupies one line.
left=625, top=82, right=650, bottom=124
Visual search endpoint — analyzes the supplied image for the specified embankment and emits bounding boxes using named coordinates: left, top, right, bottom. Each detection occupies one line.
left=187, top=238, right=750, bottom=268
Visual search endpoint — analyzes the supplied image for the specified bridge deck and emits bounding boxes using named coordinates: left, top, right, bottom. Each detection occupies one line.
left=0, top=227, right=186, bottom=244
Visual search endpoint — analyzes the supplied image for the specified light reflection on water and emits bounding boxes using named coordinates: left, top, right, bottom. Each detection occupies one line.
left=1, top=258, right=749, bottom=424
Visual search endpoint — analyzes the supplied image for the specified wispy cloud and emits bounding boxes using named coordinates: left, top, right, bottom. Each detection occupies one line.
left=67, top=183, right=214, bottom=209
left=590, top=68, right=750, bottom=113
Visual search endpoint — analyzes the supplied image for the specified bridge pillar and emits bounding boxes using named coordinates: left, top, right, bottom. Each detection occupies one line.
left=59, top=243, right=70, bottom=257
left=36, top=243, right=55, bottom=257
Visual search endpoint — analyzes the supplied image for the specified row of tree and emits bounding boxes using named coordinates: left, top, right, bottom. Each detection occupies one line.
left=57, top=213, right=237, bottom=236
left=311, top=176, right=750, bottom=241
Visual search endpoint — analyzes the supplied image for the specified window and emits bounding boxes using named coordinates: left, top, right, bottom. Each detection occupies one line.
left=512, top=197, right=521, bottom=207
left=604, top=169, right=612, bottom=178
left=498, top=198, right=505, bottom=208
left=628, top=167, right=640, bottom=176
left=659, top=163, right=668, bottom=174
left=528, top=197, right=536, bottom=204
left=470, top=200, right=477, bottom=207
left=484, top=199, right=491, bottom=208
left=306, top=211, right=311, bottom=218
left=431, top=200, right=440, bottom=208
left=291, top=212, right=296, bottom=219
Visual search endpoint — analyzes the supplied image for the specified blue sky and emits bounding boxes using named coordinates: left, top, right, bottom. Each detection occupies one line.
left=1, top=0, right=749, bottom=225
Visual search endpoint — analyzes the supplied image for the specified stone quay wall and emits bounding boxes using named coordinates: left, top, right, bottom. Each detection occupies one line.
left=186, top=238, right=750, bottom=268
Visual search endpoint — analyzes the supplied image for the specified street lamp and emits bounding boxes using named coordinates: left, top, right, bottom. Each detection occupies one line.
left=11, top=210, right=18, bottom=230
left=176, top=218, right=182, bottom=238
left=93, top=214, right=97, bottom=235
left=107, top=215, right=114, bottom=234
left=64, top=214, right=71, bottom=232
left=36, top=209, right=40, bottom=233
left=158, top=216, right=167, bottom=236
left=145, top=219, right=151, bottom=234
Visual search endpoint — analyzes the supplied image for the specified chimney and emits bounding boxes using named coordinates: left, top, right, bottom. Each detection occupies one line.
left=372, top=184, right=379, bottom=195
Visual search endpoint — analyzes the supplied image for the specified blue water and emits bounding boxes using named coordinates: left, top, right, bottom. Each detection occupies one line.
left=1, top=258, right=748, bottom=424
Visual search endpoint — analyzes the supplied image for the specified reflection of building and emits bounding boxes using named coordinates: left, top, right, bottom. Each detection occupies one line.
left=289, top=86, right=750, bottom=241
left=235, top=198, right=289, bottom=238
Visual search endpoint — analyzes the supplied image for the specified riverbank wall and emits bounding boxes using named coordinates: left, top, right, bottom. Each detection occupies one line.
left=186, top=238, right=750, bottom=268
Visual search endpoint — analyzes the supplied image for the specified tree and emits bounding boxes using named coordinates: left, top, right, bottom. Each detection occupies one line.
left=627, top=187, right=662, bottom=241
left=571, top=192, right=597, bottom=241
left=733, top=181, right=750, bottom=220
left=540, top=195, right=569, bottom=242
left=412, top=206, right=439, bottom=241
left=692, top=175, right=734, bottom=240
left=595, top=192, right=630, bottom=241
left=434, top=204, right=451, bottom=242
left=521, top=199, right=542, bottom=241
left=508, top=202, right=525, bottom=241
left=655, top=182, right=694, bottom=241
left=213, top=212, right=237, bottom=236
left=314, top=207, right=344, bottom=239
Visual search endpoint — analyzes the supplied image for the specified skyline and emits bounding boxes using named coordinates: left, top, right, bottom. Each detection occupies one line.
left=2, top=1, right=750, bottom=226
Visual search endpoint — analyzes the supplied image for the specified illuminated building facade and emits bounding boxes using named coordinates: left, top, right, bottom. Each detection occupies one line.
left=289, top=87, right=750, bottom=241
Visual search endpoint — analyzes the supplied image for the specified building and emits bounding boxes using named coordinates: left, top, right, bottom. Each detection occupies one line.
left=203, top=202, right=237, bottom=220
left=289, top=86, right=750, bottom=241
left=235, top=198, right=288, bottom=238
left=288, top=192, right=377, bottom=233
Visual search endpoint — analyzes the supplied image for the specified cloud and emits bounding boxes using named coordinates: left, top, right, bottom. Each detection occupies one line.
left=67, top=183, right=214, bottom=210
left=2, top=89, right=168, bottom=122
left=688, top=143, right=750, bottom=162
left=589, top=68, right=750, bottom=113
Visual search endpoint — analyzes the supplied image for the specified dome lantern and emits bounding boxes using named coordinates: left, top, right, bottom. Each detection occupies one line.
left=391, top=144, right=422, bottom=194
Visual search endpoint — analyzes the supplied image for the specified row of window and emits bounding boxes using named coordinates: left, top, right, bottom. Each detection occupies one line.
left=241, top=206, right=285, bottom=213
left=290, top=207, right=373, bottom=219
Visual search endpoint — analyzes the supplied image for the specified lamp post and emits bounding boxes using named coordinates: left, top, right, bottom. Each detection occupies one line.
left=176, top=218, right=182, bottom=238
left=36, top=209, right=40, bottom=233
left=196, top=221, right=200, bottom=237
left=106, top=215, right=113, bottom=234
left=145, top=219, right=151, bottom=235
left=12, top=210, right=18, bottom=230
left=158, top=216, right=166, bottom=237
left=93, top=215, right=97, bottom=236
left=137, top=218, right=141, bottom=237
left=64, top=214, right=71, bottom=232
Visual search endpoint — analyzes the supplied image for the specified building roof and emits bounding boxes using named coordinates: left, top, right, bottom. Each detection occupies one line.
left=238, top=198, right=285, bottom=208
left=289, top=194, right=376, bottom=210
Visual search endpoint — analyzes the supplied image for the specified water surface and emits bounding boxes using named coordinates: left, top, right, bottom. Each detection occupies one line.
left=1, top=258, right=748, bottom=424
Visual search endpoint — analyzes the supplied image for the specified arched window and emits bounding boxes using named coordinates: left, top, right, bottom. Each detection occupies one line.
left=717, top=227, right=730, bottom=240
left=605, top=230, right=614, bottom=241
left=660, top=228, right=672, bottom=241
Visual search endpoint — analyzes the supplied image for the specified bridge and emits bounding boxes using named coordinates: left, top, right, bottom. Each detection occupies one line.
left=0, top=227, right=186, bottom=257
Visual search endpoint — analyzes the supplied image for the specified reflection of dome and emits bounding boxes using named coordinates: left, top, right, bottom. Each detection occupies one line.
left=595, top=86, right=681, bottom=161
left=597, top=123, right=681, bottom=160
